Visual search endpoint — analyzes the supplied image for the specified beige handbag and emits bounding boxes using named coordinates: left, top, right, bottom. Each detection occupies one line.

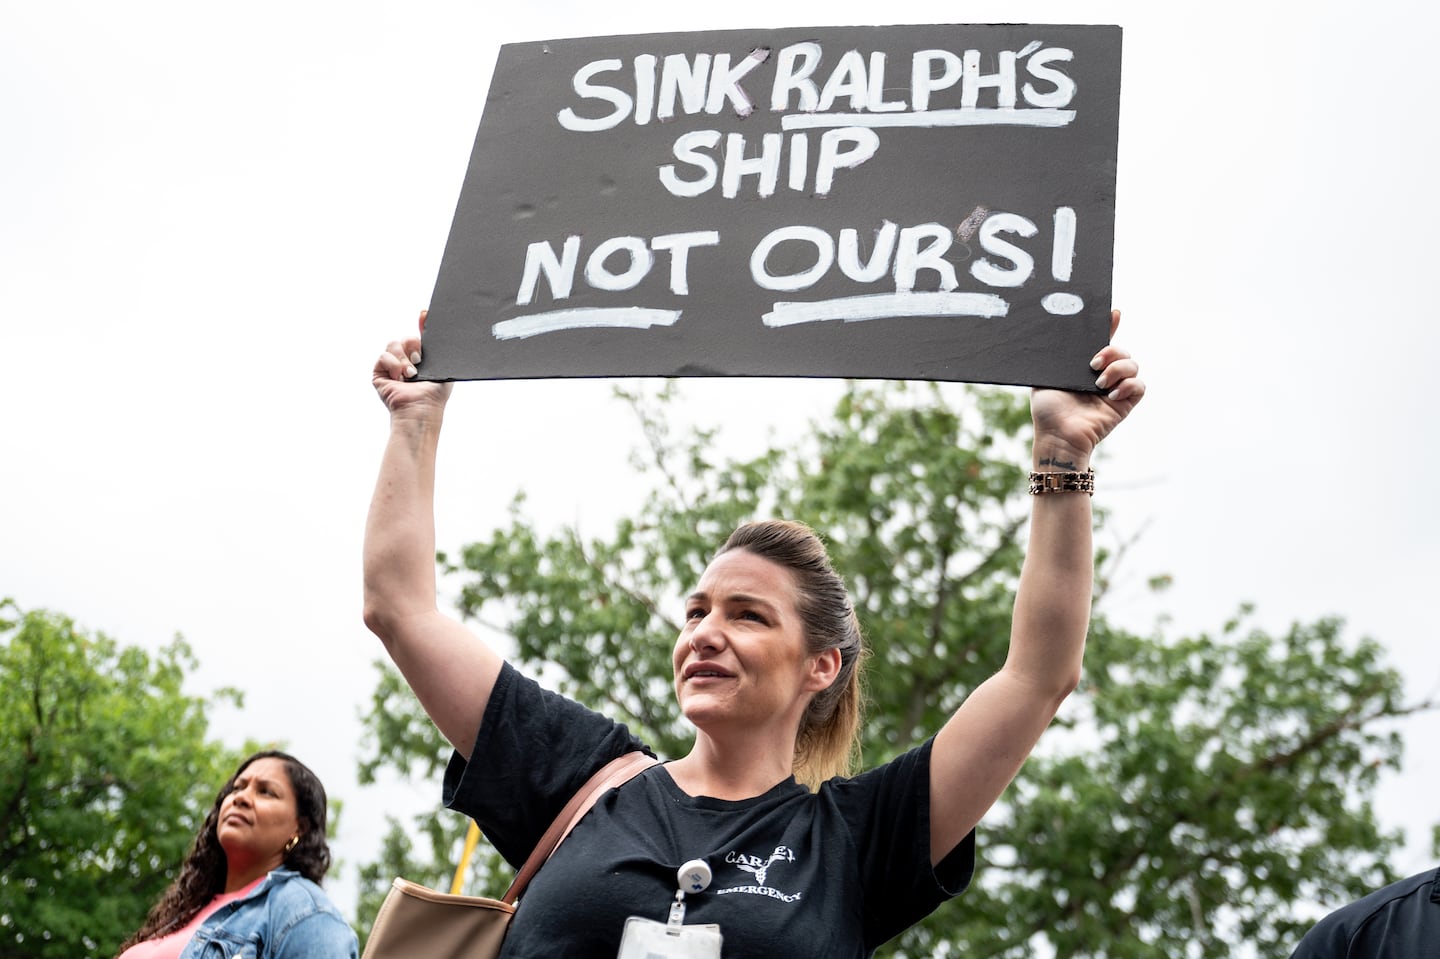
left=363, top=751, right=657, bottom=959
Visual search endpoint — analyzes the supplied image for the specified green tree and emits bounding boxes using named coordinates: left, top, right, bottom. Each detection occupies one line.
left=0, top=599, right=243, bottom=959
left=355, top=382, right=1435, bottom=956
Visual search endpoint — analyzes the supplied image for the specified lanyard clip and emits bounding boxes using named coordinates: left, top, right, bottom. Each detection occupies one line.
left=669, top=858, right=712, bottom=927
left=668, top=892, right=687, bottom=928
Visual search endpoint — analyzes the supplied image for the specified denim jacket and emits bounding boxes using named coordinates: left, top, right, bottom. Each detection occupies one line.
left=179, top=867, right=357, bottom=959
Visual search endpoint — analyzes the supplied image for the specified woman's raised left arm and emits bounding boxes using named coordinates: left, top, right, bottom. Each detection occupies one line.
left=928, top=310, right=1145, bottom=863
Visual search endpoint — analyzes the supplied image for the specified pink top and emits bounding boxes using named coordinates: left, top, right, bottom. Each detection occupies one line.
left=118, top=876, right=266, bottom=959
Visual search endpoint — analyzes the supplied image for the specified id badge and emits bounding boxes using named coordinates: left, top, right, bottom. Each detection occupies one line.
left=616, top=916, right=723, bottom=959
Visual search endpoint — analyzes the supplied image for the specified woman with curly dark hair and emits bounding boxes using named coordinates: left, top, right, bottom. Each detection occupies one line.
left=116, top=750, right=356, bottom=958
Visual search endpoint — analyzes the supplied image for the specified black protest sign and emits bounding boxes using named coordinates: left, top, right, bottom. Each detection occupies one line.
left=419, top=24, right=1122, bottom=390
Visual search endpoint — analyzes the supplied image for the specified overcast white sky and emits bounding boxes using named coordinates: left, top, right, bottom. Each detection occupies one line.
left=4, top=0, right=1437, bottom=925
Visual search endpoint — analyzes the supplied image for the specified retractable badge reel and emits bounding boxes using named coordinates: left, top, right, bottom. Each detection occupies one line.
left=616, top=859, right=723, bottom=959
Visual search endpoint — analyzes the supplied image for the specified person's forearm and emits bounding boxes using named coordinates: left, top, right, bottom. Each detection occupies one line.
left=1006, top=434, right=1095, bottom=696
left=362, top=407, right=445, bottom=643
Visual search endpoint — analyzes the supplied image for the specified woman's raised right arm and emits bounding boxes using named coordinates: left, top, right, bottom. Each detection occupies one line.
left=362, top=321, right=503, bottom=759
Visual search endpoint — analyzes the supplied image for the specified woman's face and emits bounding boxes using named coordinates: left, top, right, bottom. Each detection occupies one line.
left=215, top=757, right=301, bottom=871
left=673, top=549, right=831, bottom=735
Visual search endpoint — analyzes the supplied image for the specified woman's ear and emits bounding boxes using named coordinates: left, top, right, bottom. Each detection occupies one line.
left=805, top=647, right=843, bottom=692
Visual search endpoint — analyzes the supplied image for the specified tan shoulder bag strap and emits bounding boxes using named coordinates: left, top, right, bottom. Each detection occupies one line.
left=501, top=750, right=659, bottom=904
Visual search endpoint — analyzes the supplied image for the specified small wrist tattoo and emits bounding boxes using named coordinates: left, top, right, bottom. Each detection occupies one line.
left=1037, top=455, right=1079, bottom=471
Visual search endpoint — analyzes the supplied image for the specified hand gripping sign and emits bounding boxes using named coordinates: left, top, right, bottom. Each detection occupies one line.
left=418, top=23, right=1122, bottom=391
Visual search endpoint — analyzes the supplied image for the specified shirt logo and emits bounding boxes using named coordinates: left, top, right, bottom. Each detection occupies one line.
left=717, top=846, right=802, bottom=903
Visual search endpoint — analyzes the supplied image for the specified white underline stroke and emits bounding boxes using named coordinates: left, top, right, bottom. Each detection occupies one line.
left=781, top=108, right=1075, bottom=131
left=763, top=292, right=1009, bottom=328
left=493, top=307, right=682, bottom=341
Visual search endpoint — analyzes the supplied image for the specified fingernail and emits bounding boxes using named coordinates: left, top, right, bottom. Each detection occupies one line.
left=405, top=365, right=417, bottom=378
left=1095, top=373, right=1109, bottom=389
left=409, top=351, right=421, bottom=365
left=1089, top=354, right=1104, bottom=370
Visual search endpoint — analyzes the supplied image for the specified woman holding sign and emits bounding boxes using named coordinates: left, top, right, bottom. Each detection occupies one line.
left=363, top=311, right=1142, bottom=956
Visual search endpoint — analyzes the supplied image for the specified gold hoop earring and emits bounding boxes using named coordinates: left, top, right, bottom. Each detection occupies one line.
left=284, top=835, right=299, bottom=853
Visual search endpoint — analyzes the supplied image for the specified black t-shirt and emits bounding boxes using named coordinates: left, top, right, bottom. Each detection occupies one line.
left=1288, top=866, right=1440, bottom=958
left=443, top=662, right=975, bottom=958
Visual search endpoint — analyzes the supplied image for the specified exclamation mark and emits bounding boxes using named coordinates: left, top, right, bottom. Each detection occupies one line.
left=1041, top=207, right=1083, bottom=315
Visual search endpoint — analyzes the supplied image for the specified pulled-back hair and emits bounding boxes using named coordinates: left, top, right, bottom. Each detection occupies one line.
left=718, top=520, right=867, bottom=789
left=117, top=750, right=332, bottom=953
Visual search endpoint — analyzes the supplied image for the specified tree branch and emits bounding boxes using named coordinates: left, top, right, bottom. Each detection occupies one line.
left=575, top=532, right=680, bottom=636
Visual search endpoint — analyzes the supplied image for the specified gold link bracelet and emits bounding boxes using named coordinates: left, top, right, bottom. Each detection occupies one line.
left=1028, top=469, right=1095, bottom=496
